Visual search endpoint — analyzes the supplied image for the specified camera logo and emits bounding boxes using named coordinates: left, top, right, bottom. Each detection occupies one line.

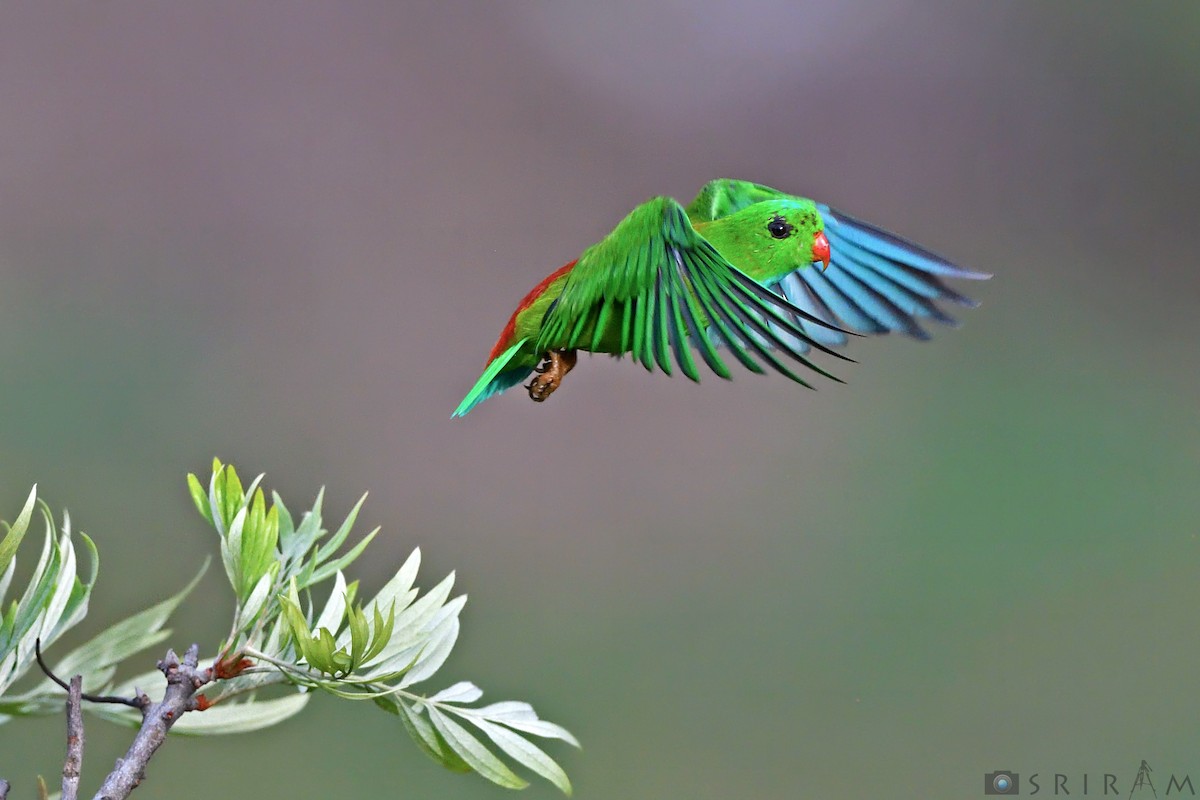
left=984, top=770, right=1019, bottom=794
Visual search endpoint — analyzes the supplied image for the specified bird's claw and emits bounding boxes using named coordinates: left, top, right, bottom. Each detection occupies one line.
left=528, top=375, right=555, bottom=402
left=525, top=349, right=577, bottom=404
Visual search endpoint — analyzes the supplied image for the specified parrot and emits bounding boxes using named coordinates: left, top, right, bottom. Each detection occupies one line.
left=453, top=178, right=989, bottom=417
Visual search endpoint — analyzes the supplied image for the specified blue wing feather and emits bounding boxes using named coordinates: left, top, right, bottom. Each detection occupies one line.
left=818, top=204, right=991, bottom=280
left=701, top=203, right=988, bottom=356
left=768, top=204, right=988, bottom=342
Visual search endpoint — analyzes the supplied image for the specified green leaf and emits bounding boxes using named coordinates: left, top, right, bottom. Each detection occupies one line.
left=45, top=531, right=98, bottom=645
left=221, top=464, right=245, bottom=530
left=272, top=492, right=296, bottom=553
left=289, top=489, right=325, bottom=562
left=234, top=569, right=274, bottom=635
left=474, top=704, right=581, bottom=748
left=261, top=505, right=280, bottom=566
left=186, top=473, right=212, bottom=525
left=361, top=601, right=394, bottom=666
left=313, top=493, right=367, bottom=566
left=399, top=700, right=471, bottom=773
left=208, top=460, right=226, bottom=534
left=347, top=605, right=368, bottom=669
left=0, top=559, right=14, bottom=607
left=238, top=490, right=269, bottom=597
left=428, top=706, right=528, bottom=789
left=280, top=584, right=315, bottom=659
left=221, top=506, right=246, bottom=594
left=428, top=681, right=483, bottom=705
left=307, top=527, right=380, bottom=587
left=317, top=627, right=345, bottom=674
left=4, top=527, right=56, bottom=653
left=374, top=694, right=401, bottom=716
left=76, top=531, right=99, bottom=591
left=468, top=715, right=573, bottom=795
left=172, top=693, right=311, bottom=734
left=399, top=613, right=460, bottom=688
left=506, top=721, right=580, bottom=748
left=36, top=516, right=79, bottom=643
left=247, top=488, right=266, bottom=545
left=0, top=486, right=37, bottom=577
left=379, top=571, right=456, bottom=657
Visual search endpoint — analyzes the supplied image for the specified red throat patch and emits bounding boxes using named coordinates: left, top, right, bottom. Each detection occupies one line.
left=487, top=260, right=577, bottom=363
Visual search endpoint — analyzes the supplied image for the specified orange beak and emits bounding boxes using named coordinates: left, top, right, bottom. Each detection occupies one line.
left=812, top=231, right=831, bottom=270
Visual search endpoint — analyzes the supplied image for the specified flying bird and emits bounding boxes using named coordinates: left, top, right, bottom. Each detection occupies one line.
left=453, top=179, right=989, bottom=416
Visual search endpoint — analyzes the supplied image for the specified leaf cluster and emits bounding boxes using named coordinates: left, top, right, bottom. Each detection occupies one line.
left=0, top=461, right=577, bottom=793
left=0, top=488, right=190, bottom=722
left=186, top=460, right=578, bottom=792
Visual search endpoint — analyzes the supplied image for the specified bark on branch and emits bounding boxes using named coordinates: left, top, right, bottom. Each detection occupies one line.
left=62, top=675, right=84, bottom=800
left=93, top=644, right=212, bottom=800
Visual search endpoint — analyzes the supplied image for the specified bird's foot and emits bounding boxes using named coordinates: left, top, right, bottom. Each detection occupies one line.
left=526, top=349, right=577, bottom=403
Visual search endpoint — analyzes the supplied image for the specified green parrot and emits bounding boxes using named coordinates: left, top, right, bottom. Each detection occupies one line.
left=453, top=179, right=989, bottom=416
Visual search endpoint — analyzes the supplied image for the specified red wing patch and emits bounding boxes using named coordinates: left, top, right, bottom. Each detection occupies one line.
left=487, top=260, right=576, bottom=363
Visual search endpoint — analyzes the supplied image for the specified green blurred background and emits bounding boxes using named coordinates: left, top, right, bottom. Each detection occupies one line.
left=2, top=2, right=1198, bottom=797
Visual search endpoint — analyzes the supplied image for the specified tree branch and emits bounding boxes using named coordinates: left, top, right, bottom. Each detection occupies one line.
left=62, top=675, right=84, bottom=800
left=94, top=645, right=212, bottom=800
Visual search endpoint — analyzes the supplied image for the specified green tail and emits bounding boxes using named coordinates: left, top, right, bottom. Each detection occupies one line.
left=452, top=338, right=531, bottom=417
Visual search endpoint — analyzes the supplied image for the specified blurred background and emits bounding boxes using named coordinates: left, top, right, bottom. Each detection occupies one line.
left=1, top=2, right=1198, bottom=797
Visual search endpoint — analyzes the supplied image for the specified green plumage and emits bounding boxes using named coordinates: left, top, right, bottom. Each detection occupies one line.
left=453, top=179, right=989, bottom=416
left=536, top=196, right=837, bottom=373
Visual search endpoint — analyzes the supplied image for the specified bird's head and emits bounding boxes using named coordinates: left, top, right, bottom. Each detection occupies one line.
left=713, top=198, right=829, bottom=272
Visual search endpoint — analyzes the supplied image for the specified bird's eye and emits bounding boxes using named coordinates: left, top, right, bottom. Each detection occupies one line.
left=767, top=215, right=794, bottom=239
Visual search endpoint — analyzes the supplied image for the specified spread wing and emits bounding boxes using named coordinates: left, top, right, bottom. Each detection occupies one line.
left=687, top=179, right=990, bottom=351
left=535, top=196, right=851, bottom=388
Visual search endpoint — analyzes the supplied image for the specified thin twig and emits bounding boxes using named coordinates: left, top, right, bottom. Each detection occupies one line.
left=94, top=644, right=212, bottom=800
left=34, top=639, right=144, bottom=709
left=62, top=675, right=84, bottom=800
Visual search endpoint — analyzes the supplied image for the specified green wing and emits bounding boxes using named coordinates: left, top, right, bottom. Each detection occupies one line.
left=535, top=197, right=849, bottom=388
left=685, top=179, right=790, bottom=223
